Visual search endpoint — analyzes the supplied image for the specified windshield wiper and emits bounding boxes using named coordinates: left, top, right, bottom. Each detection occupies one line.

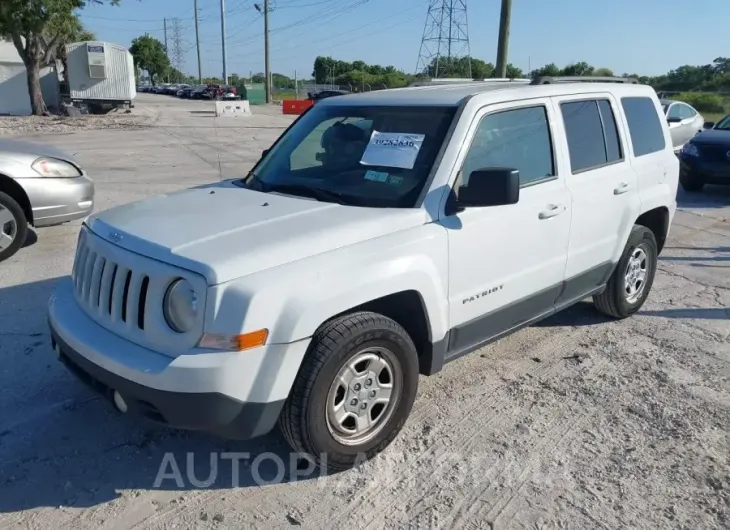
left=265, top=183, right=352, bottom=205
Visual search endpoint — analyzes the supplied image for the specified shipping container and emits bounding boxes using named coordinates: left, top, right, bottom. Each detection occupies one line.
left=65, top=41, right=136, bottom=113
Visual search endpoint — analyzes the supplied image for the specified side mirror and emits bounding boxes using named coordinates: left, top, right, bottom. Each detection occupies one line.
left=261, top=149, right=269, bottom=158
left=703, top=121, right=715, bottom=129
left=667, top=116, right=682, bottom=124
left=454, top=168, right=520, bottom=211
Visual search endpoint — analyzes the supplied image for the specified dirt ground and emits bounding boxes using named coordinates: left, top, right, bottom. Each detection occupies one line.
left=0, top=94, right=728, bottom=530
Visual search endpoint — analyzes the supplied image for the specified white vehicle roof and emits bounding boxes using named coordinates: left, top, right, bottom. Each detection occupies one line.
left=318, top=78, right=654, bottom=107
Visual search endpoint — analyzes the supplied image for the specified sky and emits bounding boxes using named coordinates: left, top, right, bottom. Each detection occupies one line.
left=77, top=0, right=730, bottom=81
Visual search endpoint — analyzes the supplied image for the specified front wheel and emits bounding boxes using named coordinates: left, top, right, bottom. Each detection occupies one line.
left=0, top=191, right=29, bottom=263
left=593, top=225, right=658, bottom=319
left=279, top=311, right=419, bottom=472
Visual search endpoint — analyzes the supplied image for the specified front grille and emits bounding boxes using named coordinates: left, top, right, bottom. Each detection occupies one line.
left=70, top=226, right=207, bottom=355
left=73, top=239, right=149, bottom=331
left=699, top=145, right=730, bottom=163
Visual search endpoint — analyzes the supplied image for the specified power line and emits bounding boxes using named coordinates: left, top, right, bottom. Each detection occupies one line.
left=226, top=0, right=426, bottom=60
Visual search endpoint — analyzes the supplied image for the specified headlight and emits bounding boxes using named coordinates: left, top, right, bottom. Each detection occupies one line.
left=163, top=278, right=199, bottom=333
left=681, top=143, right=699, bottom=157
left=31, top=157, right=82, bottom=177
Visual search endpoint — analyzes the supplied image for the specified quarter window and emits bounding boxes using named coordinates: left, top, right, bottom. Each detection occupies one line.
left=561, top=99, right=623, bottom=172
left=461, top=106, right=555, bottom=187
left=621, top=96, right=666, bottom=157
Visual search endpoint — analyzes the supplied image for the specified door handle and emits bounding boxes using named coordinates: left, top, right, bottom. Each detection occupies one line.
left=538, top=204, right=566, bottom=220
left=614, top=182, right=630, bottom=195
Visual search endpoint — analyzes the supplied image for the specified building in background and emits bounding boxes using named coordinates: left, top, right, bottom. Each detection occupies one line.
left=0, top=40, right=61, bottom=116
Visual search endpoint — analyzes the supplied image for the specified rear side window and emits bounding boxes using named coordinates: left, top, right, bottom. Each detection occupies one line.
left=621, top=97, right=666, bottom=157
left=560, top=99, right=623, bottom=173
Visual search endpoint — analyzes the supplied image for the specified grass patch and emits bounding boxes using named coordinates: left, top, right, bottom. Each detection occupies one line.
left=273, top=91, right=298, bottom=101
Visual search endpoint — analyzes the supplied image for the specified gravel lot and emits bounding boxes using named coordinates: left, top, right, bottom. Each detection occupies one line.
left=0, top=94, right=729, bottom=530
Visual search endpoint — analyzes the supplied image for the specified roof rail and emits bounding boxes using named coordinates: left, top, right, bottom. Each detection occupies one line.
left=530, top=76, right=639, bottom=85
left=408, top=78, right=530, bottom=87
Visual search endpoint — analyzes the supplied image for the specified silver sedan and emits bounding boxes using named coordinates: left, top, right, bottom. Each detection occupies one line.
left=0, top=139, right=94, bottom=262
left=662, top=99, right=707, bottom=153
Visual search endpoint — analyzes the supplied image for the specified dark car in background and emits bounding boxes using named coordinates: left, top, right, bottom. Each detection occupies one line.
left=678, top=114, right=730, bottom=191
left=307, top=89, right=350, bottom=103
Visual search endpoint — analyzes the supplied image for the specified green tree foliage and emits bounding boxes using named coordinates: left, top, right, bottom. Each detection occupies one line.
left=310, top=56, right=526, bottom=91
left=0, top=0, right=121, bottom=115
left=672, top=92, right=725, bottom=114
left=129, top=35, right=169, bottom=86
left=48, top=15, right=95, bottom=84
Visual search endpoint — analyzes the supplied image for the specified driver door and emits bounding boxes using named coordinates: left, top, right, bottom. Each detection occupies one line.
left=442, top=99, right=571, bottom=357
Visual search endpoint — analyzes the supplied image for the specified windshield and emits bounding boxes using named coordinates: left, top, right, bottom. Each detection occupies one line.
left=714, top=115, right=730, bottom=130
left=241, top=104, right=457, bottom=207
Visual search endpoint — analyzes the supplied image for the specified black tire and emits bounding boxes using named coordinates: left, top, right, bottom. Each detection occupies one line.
left=279, top=311, right=419, bottom=472
left=0, top=191, right=29, bottom=263
left=593, top=225, right=658, bottom=319
left=680, top=171, right=705, bottom=192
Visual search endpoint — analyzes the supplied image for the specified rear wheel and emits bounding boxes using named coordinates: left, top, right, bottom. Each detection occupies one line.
left=593, top=225, right=657, bottom=319
left=279, top=311, right=419, bottom=472
left=0, top=191, right=28, bottom=262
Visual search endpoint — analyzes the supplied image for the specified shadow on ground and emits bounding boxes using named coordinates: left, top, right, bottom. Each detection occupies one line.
left=676, top=184, right=730, bottom=209
left=0, top=277, right=338, bottom=514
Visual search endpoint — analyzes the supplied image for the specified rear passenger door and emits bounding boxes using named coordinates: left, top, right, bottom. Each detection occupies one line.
left=550, top=94, right=641, bottom=306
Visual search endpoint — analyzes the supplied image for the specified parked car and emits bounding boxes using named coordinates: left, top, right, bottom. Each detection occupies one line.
left=308, top=89, right=350, bottom=103
left=662, top=99, right=705, bottom=152
left=677, top=113, right=730, bottom=191
left=0, top=140, right=94, bottom=262
left=49, top=77, right=677, bottom=471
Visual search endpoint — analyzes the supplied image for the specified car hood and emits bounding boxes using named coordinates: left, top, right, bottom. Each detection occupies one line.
left=690, top=128, right=730, bottom=146
left=0, top=138, right=80, bottom=166
left=85, top=180, right=429, bottom=285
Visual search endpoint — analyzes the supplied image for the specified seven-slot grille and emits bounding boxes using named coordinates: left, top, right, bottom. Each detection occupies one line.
left=72, top=231, right=150, bottom=330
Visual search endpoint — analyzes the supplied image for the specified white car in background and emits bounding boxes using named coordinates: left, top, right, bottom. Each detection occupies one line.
left=662, top=99, right=707, bottom=152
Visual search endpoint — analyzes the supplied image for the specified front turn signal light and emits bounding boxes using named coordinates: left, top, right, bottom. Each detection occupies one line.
left=198, top=329, right=269, bottom=352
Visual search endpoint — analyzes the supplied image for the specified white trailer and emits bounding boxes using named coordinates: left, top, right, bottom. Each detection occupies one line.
left=65, top=41, right=136, bottom=113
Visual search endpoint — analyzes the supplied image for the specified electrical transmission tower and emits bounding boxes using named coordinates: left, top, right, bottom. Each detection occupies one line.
left=415, top=0, right=471, bottom=78
left=170, top=17, right=185, bottom=74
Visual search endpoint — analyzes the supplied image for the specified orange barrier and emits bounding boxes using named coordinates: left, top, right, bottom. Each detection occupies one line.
left=282, top=99, right=313, bottom=115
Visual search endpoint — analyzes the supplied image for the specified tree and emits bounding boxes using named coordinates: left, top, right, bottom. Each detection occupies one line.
left=47, top=14, right=95, bottom=85
left=129, top=35, right=169, bottom=86
left=0, top=0, right=121, bottom=116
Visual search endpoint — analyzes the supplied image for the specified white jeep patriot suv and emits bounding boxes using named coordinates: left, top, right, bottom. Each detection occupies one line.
left=49, top=76, right=678, bottom=471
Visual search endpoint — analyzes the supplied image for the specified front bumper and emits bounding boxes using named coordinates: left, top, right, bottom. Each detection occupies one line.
left=18, top=175, right=95, bottom=227
left=48, top=279, right=310, bottom=439
left=679, top=157, right=730, bottom=185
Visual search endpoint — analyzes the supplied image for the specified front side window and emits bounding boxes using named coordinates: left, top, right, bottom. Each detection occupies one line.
left=678, top=104, right=697, bottom=119
left=666, top=103, right=682, bottom=120
left=461, top=106, right=555, bottom=187
left=241, top=104, right=457, bottom=208
left=714, top=114, right=730, bottom=130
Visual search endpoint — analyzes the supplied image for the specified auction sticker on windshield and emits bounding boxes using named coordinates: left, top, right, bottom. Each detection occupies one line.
left=360, top=131, right=425, bottom=170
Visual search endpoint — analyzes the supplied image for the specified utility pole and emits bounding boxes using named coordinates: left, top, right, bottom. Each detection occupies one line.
left=220, top=0, right=228, bottom=84
left=495, top=0, right=512, bottom=78
left=264, top=0, right=271, bottom=103
left=163, top=18, right=168, bottom=53
left=194, top=0, right=202, bottom=83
